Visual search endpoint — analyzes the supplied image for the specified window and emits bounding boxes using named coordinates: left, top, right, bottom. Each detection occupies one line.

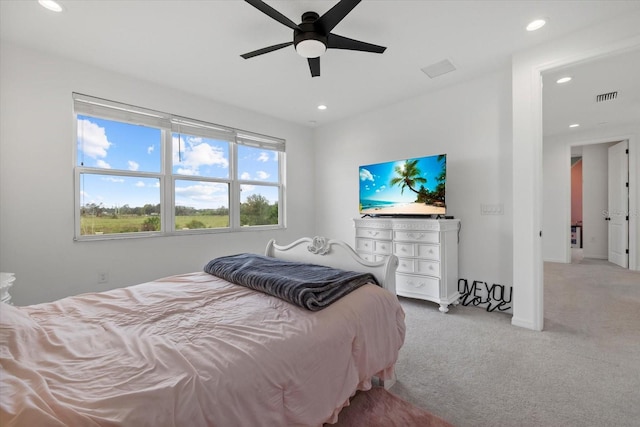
left=74, top=93, right=285, bottom=239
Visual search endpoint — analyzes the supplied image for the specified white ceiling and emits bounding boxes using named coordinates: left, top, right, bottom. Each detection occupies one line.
left=1, top=0, right=640, bottom=130
left=543, top=48, right=640, bottom=137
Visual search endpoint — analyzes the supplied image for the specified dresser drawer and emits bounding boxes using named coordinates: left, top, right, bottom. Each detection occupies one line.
left=396, top=258, right=415, bottom=273
left=356, top=238, right=392, bottom=255
left=394, top=230, right=439, bottom=243
left=356, top=228, right=393, bottom=240
left=417, top=244, right=440, bottom=260
left=374, top=240, right=392, bottom=255
left=394, top=242, right=416, bottom=257
left=396, top=273, right=440, bottom=299
left=394, top=242, right=440, bottom=260
left=356, top=238, right=374, bottom=253
left=357, top=252, right=388, bottom=263
left=416, top=259, right=440, bottom=277
left=398, top=258, right=440, bottom=276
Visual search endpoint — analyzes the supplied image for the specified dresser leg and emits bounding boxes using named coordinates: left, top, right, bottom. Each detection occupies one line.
left=439, top=303, right=449, bottom=313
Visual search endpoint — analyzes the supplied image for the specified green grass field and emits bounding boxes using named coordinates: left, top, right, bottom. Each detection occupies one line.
left=81, top=215, right=229, bottom=235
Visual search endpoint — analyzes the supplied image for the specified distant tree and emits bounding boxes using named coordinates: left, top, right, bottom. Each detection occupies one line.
left=185, top=219, right=206, bottom=229
left=141, top=216, right=160, bottom=231
left=240, top=194, right=275, bottom=226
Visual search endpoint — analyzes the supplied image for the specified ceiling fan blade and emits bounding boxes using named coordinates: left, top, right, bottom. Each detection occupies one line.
left=241, top=42, right=293, bottom=59
left=327, top=33, right=386, bottom=53
left=308, top=57, right=320, bottom=77
left=316, top=0, right=361, bottom=34
left=244, top=0, right=300, bottom=31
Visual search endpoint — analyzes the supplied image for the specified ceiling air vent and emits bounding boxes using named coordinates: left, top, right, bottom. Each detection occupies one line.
left=596, top=91, right=618, bottom=102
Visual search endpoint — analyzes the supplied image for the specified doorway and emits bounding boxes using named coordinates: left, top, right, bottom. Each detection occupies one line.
left=569, top=140, right=630, bottom=268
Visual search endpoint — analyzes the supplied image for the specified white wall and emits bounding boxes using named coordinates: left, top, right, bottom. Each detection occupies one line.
left=0, top=42, right=316, bottom=306
left=313, top=70, right=514, bottom=291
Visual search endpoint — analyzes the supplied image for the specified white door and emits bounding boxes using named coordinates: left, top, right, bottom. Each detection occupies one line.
left=607, top=140, right=629, bottom=268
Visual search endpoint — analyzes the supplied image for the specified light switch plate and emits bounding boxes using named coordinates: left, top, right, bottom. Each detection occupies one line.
left=481, top=204, right=504, bottom=215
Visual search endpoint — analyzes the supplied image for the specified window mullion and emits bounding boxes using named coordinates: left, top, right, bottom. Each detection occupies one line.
left=230, top=140, right=240, bottom=230
left=163, top=129, right=174, bottom=233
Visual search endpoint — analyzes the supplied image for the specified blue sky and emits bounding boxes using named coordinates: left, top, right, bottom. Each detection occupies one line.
left=359, top=155, right=445, bottom=203
left=77, top=115, right=279, bottom=209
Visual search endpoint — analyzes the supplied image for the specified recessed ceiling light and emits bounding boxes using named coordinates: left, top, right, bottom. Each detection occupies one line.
left=526, top=19, right=546, bottom=32
left=556, top=76, right=572, bottom=84
left=569, top=124, right=580, bottom=128
left=38, top=0, right=64, bottom=12
left=317, top=105, right=327, bottom=110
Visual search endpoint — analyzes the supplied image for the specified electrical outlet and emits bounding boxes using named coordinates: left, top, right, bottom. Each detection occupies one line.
left=98, top=272, right=109, bottom=284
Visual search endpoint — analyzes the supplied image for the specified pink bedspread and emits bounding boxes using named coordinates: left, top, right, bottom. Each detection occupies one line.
left=0, top=272, right=405, bottom=426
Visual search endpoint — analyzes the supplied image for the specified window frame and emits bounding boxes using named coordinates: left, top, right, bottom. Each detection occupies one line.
left=73, top=93, right=285, bottom=241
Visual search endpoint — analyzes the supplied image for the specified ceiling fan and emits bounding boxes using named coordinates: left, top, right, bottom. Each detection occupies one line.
left=240, top=0, right=386, bottom=77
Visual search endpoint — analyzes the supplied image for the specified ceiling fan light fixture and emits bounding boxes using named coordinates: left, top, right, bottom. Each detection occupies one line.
left=295, top=39, right=327, bottom=58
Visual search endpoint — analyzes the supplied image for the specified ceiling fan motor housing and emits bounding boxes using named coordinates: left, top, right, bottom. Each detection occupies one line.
left=294, top=11, right=328, bottom=56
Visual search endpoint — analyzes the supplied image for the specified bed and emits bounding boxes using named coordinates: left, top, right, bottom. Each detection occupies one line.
left=0, top=236, right=405, bottom=427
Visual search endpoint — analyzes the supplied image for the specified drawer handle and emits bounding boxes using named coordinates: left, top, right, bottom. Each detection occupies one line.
left=401, top=247, right=407, bottom=252
left=364, top=243, right=369, bottom=248
left=407, top=233, right=425, bottom=239
left=406, top=280, right=425, bottom=288
left=380, top=245, right=386, bottom=250
left=429, top=265, right=434, bottom=270
left=368, top=231, right=379, bottom=237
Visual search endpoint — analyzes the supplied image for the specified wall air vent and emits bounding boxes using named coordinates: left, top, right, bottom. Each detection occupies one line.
left=596, top=91, right=618, bottom=102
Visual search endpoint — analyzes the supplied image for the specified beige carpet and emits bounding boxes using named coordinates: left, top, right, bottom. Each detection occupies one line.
left=328, top=387, right=454, bottom=427
left=388, top=256, right=640, bottom=427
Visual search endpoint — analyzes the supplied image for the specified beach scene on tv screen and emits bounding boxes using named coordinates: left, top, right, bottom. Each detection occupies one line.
left=359, top=155, right=446, bottom=215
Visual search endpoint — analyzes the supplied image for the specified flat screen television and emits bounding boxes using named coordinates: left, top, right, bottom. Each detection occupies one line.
left=359, top=154, right=447, bottom=217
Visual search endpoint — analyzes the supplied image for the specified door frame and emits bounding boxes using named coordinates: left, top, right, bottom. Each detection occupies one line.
left=512, top=31, right=640, bottom=331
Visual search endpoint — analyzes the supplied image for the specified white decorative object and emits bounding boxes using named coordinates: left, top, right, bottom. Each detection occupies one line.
left=307, top=236, right=331, bottom=255
left=1, top=272, right=16, bottom=305
left=354, top=218, right=460, bottom=313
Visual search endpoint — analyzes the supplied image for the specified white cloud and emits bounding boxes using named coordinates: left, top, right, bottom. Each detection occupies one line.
left=360, top=168, right=374, bottom=182
left=147, top=145, right=155, bottom=154
left=176, top=167, right=197, bottom=176
left=172, top=135, right=229, bottom=176
left=258, top=152, right=270, bottom=162
left=96, top=159, right=112, bottom=169
left=128, top=160, right=139, bottom=171
left=175, top=182, right=228, bottom=208
left=135, top=181, right=145, bottom=187
left=240, top=172, right=251, bottom=180
left=102, top=177, right=124, bottom=183
left=256, top=171, right=270, bottom=180
left=78, top=119, right=111, bottom=159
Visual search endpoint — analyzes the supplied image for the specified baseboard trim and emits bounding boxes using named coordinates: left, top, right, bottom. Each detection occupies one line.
left=511, top=316, right=541, bottom=331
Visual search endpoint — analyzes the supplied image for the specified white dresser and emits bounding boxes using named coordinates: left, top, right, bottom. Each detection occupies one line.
left=354, top=217, right=460, bottom=313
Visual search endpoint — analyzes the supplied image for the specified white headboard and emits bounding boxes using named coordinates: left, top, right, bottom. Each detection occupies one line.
left=265, top=236, right=397, bottom=295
